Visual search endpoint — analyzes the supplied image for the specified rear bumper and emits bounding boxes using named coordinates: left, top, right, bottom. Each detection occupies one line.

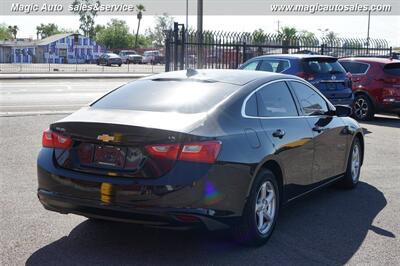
left=37, top=148, right=251, bottom=230
left=38, top=188, right=234, bottom=230
left=328, top=95, right=354, bottom=107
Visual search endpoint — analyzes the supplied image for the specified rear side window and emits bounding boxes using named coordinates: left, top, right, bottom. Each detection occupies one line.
left=244, top=94, right=258, bottom=116
left=92, top=80, right=239, bottom=114
left=259, top=59, right=290, bottom=73
left=290, top=81, right=328, bottom=115
left=242, top=61, right=259, bottom=70
left=384, top=63, right=400, bottom=76
left=340, top=61, right=369, bottom=74
left=256, top=81, right=298, bottom=117
left=302, top=58, right=346, bottom=74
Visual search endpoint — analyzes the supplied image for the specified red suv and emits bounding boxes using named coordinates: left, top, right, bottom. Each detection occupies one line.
left=339, top=57, right=400, bottom=120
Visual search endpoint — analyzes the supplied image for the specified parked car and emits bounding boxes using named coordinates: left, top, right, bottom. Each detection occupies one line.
left=119, top=50, right=143, bottom=64
left=240, top=54, right=354, bottom=106
left=37, top=69, right=364, bottom=246
left=339, top=57, right=400, bottom=120
left=97, top=53, right=122, bottom=66
left=142, top=50, right=164, bottom=64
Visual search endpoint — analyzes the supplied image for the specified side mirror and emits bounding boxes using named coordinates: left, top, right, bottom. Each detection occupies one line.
left=334, top=105, right=352, bottom=117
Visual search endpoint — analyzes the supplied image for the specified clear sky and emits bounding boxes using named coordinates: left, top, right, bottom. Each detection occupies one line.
left=1, top=15, right=399, bottom=47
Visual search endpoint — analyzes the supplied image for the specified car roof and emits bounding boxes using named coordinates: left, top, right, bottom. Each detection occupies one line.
left=143, top=69, right=298, bottom=86
left=250, top=54, right=336, bottom=60
left=339, top=57, right=400, bottom=64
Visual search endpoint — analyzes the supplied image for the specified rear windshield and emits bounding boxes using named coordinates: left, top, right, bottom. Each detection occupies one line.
left=303, top=58, right=346, bottom=74
left=92, top=80, right=239, bottom=114
left=384, top=63, right=400, bottom=76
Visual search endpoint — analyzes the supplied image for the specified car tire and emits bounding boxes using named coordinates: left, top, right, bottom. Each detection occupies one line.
left=233, top=169, right=280, bottom=246
left=353, top=94, right=374, bottom=121
left=118, top=64, right=122, bottom=67
left=338, top=137, right=362, bottom=189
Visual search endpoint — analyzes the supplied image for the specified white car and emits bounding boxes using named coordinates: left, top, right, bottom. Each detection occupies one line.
left=142, top=50, right=164, bottom=64
left=119, top=50, right=142, bottom=64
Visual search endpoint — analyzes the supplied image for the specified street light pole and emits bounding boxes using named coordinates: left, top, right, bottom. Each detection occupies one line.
left=197, top=0, right=203, bottom=68
left=185, top=0, right=189, bottom=68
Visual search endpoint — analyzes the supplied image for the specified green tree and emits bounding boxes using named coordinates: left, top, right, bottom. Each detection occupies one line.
left=0, top=24, right=13, bottom=40
left=146, top=13, right=174, bottom=47
left=135, top=4, right=146, bottom=48
left=299, top=30, right=318, bottom=46
left=71, top=0, right=100, bottom=38
left=252, top=28, right=266, bottom=45
left=94, top=24, right=105, bottom=36
left=8, top=25, right=19, bottom=39
left=278, top=26, right=297, bottom=53
left=95, top=19, right=132, bottom=49
left=278, top=26, right=297, bottom=40
left=36, top=23, right=60, bottom=39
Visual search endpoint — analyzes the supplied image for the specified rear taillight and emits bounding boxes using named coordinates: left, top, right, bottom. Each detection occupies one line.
left=42, top=129, right=72, bottom=149
left=296, top=72, right=315, bottom=81
left=145, top=144, right=180, bottom=160
left=179, top=141, right=221, bottom=163
left=145, top=141, right=221, bottom=164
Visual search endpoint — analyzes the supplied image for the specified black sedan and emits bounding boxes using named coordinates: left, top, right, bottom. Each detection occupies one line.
left=37, top=70, right=364, bottom=246
left=96, top=53, right=122, bottom=66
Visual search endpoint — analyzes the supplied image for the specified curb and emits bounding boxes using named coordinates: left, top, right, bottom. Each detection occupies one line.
left=0, top=73, right=153, bottom=80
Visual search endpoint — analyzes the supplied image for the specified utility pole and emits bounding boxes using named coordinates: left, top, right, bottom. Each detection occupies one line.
left=185, top=0, right=189, bottom=68
left=276, top=20, right=280, bottom=33
left=186, top=0, right=189, bottom=30
left=197, top=0, right=203, bottom=68
left=366, top=10, right=371, bottom=54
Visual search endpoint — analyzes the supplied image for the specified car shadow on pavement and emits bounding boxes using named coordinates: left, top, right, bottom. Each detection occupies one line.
left=361, top=116, right=400, bottom=129
left=26, top=182, right=391, bottom=266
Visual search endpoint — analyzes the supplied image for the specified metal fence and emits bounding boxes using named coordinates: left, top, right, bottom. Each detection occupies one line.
left=165, top=24, right=393, bottom=72
left=0, top=63, right=164, bottom=74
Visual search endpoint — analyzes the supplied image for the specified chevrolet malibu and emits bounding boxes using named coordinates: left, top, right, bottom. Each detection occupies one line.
left=37, top=70, right=364, bottom=246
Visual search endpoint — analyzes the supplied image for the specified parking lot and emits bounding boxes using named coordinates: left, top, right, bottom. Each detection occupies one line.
left=0, top=79, right=399, bottom=265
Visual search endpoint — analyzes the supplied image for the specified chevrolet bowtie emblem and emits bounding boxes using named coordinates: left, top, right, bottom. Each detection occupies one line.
left=97, top=134, right=115, bottom=142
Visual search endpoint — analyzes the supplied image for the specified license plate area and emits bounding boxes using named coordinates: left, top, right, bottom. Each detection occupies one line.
left=76, top=143, right=144, bottom=172
left=93, top=145, right=126, bottom=168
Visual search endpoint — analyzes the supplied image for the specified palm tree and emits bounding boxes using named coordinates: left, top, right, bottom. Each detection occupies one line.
left=8, top=25, right=19, bottom=39
left=278, top=26, right=297, bottom=53
left=135, top=4, right=146, bottom=48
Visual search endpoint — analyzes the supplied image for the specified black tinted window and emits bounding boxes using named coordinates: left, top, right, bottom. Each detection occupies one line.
left=92, top=80, right=239, bottom=114
left=259, top=59, right=290, bottom=73
left=340, top=61, right=369, bottom=74
left=290, top=81, right=328, bottom=115
left=256, top=82, right=298, bottom=117
left=245, top=94, right=258, bottom=116
left=384, top=63, right=400, bottom=76
left=303, top=58, right=346, bottom=74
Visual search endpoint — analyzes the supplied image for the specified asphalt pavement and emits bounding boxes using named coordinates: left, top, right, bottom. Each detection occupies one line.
left=0, top=79, right=131, bottom=116
left=0, top=79, right=399, bottom=266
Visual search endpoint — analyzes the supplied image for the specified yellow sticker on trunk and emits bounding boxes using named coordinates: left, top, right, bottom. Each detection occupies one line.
left=100, top=183, right=114, bottom=204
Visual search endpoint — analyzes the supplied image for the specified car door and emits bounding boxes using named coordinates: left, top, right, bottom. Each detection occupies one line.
left=255, top=81, right=315, bottom=199
left=288, top=80, right=349, bottom=183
